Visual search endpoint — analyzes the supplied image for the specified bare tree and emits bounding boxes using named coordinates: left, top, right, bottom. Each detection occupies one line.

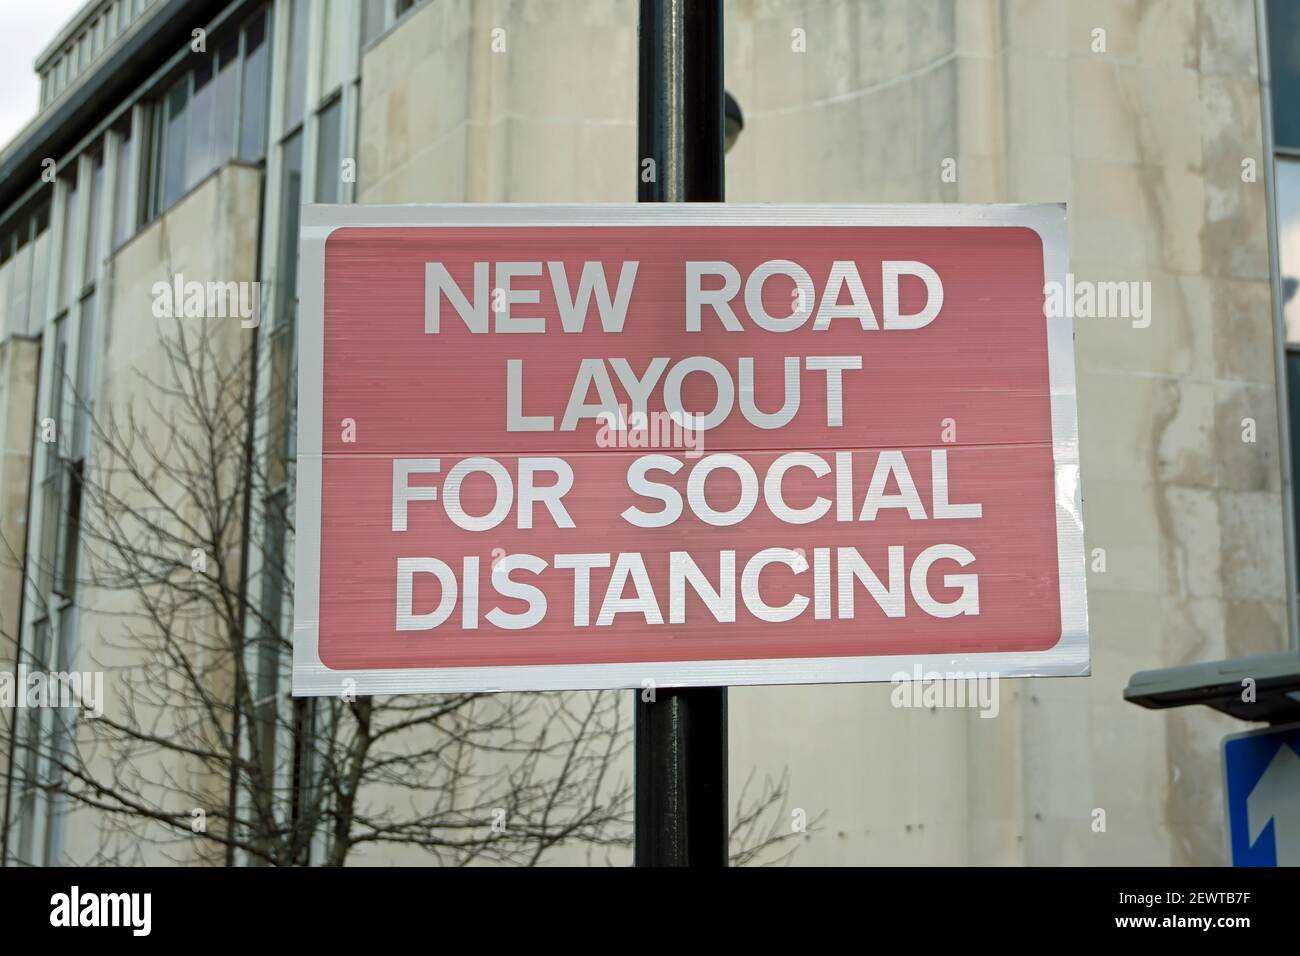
left=1, top=313, right=806, bottom=866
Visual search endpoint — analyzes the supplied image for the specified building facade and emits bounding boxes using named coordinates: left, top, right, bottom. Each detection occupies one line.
left=0, top=0, right=1295, bottom=865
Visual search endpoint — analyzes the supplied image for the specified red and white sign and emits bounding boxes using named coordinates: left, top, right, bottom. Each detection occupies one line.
left=292, top=204, right=1087, bottom=696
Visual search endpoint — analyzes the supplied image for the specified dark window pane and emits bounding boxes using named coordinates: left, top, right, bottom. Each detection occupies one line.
left=6, top=221, right=32, bottom=335
left=84, top=153, right=104, bottom=280
left=277, top=132, right=303, bottom=314
left=54, top=460, right=84, bottom=600
left=14, top=619, right=50, bottom=863
left=49, top=314, right=67, bottom=442
left=254, top=486, right=289, bottom=820
left=37, top=472, right=60, bottom=601
left=72, top=291, right=96, bottom=455
left=29, top=202, right=51, bottom=329
left=43, top=609, right=80, bottom=862
left=1270, top=0, right=1300, bottom=149
left=314, top=98, right=342, bottom=203
left=362, top=0, right=386, bottom=46
left=260, top=488, right=288, bottom=652
left=112, top=129, right=134, bottom=248
left=187, top=60, right=215, bottom=187
left=59, top=178, right=79, bottom=309
left=239, top=10, right=270, bottom=160
left=162, top=79, right=189, bottom=209
left=213, top=35, right=240, bottom=168
left=271, top=133, right=303, bottom=489
left=283, top=0, right=310, bottom=133
left=268, top=319, right=296, bottom=489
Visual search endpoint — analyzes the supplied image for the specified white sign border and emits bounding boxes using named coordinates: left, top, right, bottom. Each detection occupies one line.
left=292, top=203, right=1087, bottom=697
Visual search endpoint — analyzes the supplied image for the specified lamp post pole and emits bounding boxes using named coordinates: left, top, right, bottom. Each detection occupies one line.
left=633, top=0, right=728, bottom=868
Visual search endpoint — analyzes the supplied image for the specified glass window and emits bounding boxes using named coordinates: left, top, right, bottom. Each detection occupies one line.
left=161, top=78, right=189, bottom=209
left=1270, top=0, right=1300, bottom=149
left=253, top=486, right=288, bottom=798
left=72, top=291, right=96, bottom=456
left=315, top=98, right=343, bottom=203
left=283, top=0, right=311, bottom=134
left=267, top=307, right=299, bottom=489
left=188, top=60, right=215, bottom=188
left=54, top=606, right=77, bottom=691
left=276, top=132, right=304, bottom=319
left=54, top=461, right=84, bottom=600
left=213, top=35, right=240, bottom=167
left=53, top=289, right=95, bottom=603
left=15, top=621, right=50, bottom=858
left=84, top=153, right=104, bottom=281
left=37, top=471, right=60, bottom=604
left=1276, top=159, right=1300, bottom=343
left=260, top=489, right=288, bottom=647
left=320, top=0, right=351, bottom=96
left=239, top=10, right=270, bottom=160
left=48, top=314, right=68, bottom=465
left=43, top=607, right=80, bottom=863
left=362, top=0, right=387, bottom=46
left=29, top=206, right=50, bottom=333
left=147, top=10, right=278, bottom=217
left=270, top=132, right=303, bottom=490
left=112, top=129, right=134, bottom=248
left=7, top=228, right=32, bottom=338
left=59, top=177, right=79, bottom=310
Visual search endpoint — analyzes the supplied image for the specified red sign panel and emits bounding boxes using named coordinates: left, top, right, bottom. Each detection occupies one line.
left=293, top=205, right=1087, bottom=695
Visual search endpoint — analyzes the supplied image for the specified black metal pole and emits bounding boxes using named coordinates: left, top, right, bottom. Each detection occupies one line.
left=634, top=0, right=728, bottom=867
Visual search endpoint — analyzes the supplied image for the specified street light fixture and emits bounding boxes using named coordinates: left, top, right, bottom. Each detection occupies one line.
left=724, top=90, right=744, bottom=153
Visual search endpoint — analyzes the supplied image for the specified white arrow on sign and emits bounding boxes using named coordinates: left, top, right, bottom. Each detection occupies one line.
left=1247, top=744, right=1300, bottom=865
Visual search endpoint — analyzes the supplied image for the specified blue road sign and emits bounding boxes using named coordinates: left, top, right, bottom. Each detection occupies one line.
left=1223, top=723, right=1300, bottom=866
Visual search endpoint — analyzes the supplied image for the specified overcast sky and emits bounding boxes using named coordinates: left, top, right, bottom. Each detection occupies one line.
left=0, top=0, right=97, bottom=149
